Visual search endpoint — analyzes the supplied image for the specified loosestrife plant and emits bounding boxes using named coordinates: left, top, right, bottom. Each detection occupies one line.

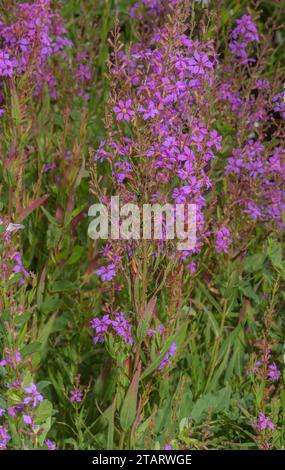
left=89, top=0, right=284, bottom=449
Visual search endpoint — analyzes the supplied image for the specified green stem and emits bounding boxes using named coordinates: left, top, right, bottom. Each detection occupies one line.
left=119, top=430, right=126, bottom=450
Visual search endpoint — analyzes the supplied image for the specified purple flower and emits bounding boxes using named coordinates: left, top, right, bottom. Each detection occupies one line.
left=8, top=407, right=17, bottom=418
left=244, top=201, right=263, bottom=220
left=0, top=426, right=9, bottom=450
left=207, top=130, right=222, bottom=151
left=113, top=99, right=135, bottom=122
left=215, top=226, right=232, bottom=254
left=229, top=15, right=259, bottom=65
left=23, top=383, right=44, bottom=408
left=75, top=63, right=91, bottom=83
left=91, top=312, right=133, bottom=346
left=231, top=15, right=259, bottom=43
left=0, top=51, right=18, bottom=77
left=186, top=261, right=196, bottom=273
left=159, top=343, right=177, bottom=370
left=91, top=314, right=112, bottom=343
left=70, top=388, right=83, bottom=403
left=158, top=324, right=164, bottom=335
left=256, top=413, right=275, bottom=431
left=13, top=252, right=29, bottom=280
left=76, top=51, right=89, bottom=62
left=44, top=162, right=57, bottom=172
left=23, top=414, right=33, bottom=426
left=187, top=51, right=213, bottom=75
left=113, top=161, right=133, bottom=183
left=45, top=439, right=56, bottom=450
left=0, top=351, right=21, bottom=367
left=95, top=263, right=117, bottom=281
left=138, top=101, right=158, bottom=120
left=273, top=92, right=285, bottom=119
left=268, top=363, right=281, bottom=382
left=111, top=312, right=133, bottom=346
left=225, top=139, right=285, bottom=225
left=165, top=444, right=173, bottom=450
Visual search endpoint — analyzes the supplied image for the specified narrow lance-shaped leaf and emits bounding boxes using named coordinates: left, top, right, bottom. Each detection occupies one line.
left=120, top=363, right=141, bottom=431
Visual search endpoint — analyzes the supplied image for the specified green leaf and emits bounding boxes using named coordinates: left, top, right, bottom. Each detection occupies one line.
left=120, top=366, right=140, bottom=431
left=41, top=206, right=59, bottom=226
left=37, top=313, right=57, bottom=356
left=51, top=280, right=77, bottom=292
left=21, top=342, right=42, bottom=359
left=267, top=239, right=284, bottom=272
left=39, top=295, right=60, bottom=314
left=107, top=396, right=116, bottom=450
left=240, top=284, right=260, bottom=305
left=244, top=253, right=265, bottom=272
left=137, top=296, right=157, bottom=342
left=190, top=386, right=231, bottom=423
left=67, top=245, right=84, bottom=265
left=34, top=400, right=53, bottom=424
left=141, top=323, right=188, bottom=381
left=197, top=280, right=222, bottom=313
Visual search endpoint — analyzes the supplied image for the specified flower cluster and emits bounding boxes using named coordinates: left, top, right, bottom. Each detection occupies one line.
left=215, top=17, right=285, bottom=235
left=96, top=263, right=118, bottom=282
left=267, top=362, right=281, bottom=382
left=256, top=413, right=275, bottom=431
left=273, top=91, right=285, bottom=119
left=225, top=141, right=285, bottom=226
left=0, top=350, right=21, bottom=367
left=0, top=349, right=54, bottom=449
left=215, top=226, right=232, bottom=254
left=70, top=388, right=83, bottom=403
left=94, top=12, right=222, bottom=273
left=91, top=311, right=133, bottom=346
left=229, top=15, right=259, bottom=64
left=75, top=51, right=92, bottom=101
left=0, top=425, right=9, bottom=450
left=0, top=0, right=72, bottom=100
left=159, top=343, right=177, bottom=370
left=0, top=219, right=29, bottom=285
left=252, top=357, right=281, bottom=383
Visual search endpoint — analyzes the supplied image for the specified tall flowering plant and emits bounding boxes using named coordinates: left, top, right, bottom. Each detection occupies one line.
left=0, top=219, right=55, bottom=450
left=88, top=1, right=285, bottom=449
left=0, top=0, right=72, bottom=101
